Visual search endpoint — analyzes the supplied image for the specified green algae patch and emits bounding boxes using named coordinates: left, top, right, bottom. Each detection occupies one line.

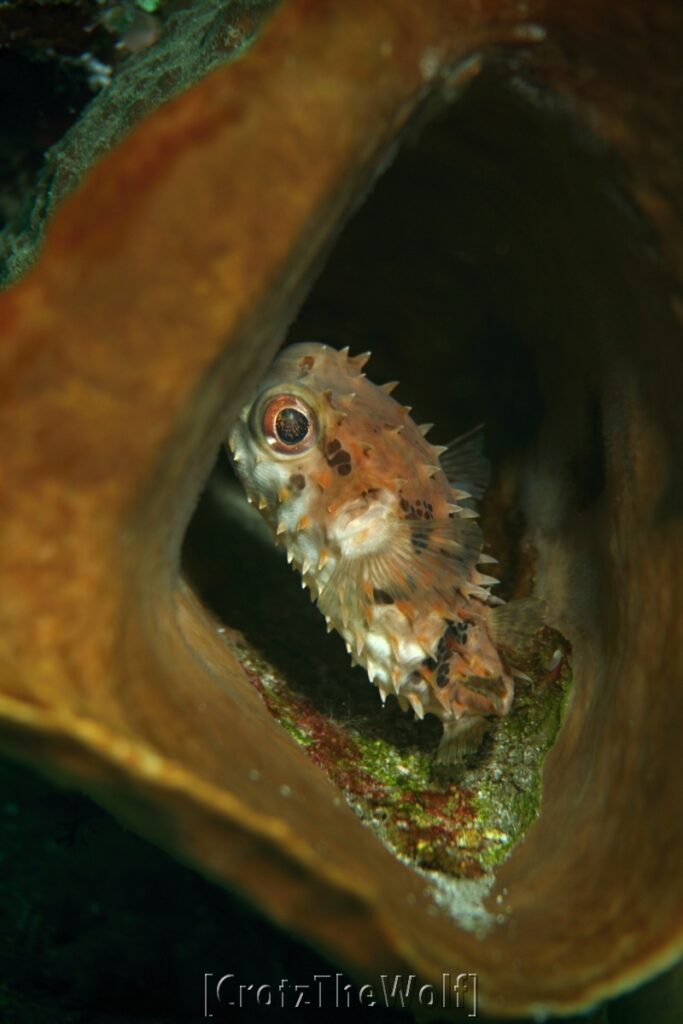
left=222, top=622, right=571, bottom=880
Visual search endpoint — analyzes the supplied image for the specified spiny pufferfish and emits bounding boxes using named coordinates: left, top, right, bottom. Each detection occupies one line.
left=227, top=342, right=539, bottom=762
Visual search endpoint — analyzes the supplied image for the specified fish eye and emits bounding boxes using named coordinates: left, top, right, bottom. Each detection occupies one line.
left=261, top=393, right=317, bottom=456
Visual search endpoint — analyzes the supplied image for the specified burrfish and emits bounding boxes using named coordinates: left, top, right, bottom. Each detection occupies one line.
left=227, top=342, right=537, bottom=762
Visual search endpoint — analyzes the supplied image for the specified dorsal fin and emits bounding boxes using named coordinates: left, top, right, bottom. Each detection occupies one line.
left=439, top=424, right=490, bottom=501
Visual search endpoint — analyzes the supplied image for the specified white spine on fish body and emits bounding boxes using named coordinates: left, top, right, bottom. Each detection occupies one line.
left=271, top=486, right=439, bottom=717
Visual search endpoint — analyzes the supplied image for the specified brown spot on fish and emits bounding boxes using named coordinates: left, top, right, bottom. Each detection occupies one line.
left=449, top=619, right=469, bottom=645
left=436, top=663, right=450, bottom=688
left=289, top=473, right=306, bottom=490
left=401, top=497, right=433, bottom=521
left=411, top=530, right=429, bottom=553
left=325, top=440, right=352, bottom=475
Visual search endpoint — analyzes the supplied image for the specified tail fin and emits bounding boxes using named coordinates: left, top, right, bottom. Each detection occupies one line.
left=489, top=596, right=546, bottom=655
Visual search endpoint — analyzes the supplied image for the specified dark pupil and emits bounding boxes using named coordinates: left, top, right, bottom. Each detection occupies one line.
left=275, top=407, right=309, bottom=445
